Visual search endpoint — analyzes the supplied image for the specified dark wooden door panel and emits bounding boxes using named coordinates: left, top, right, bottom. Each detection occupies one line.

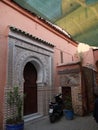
left=23, top=62, right=37, bottom=115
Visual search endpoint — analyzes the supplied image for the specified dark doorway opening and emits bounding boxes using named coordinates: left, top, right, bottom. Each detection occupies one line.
left=23, top=62, right=37, bottom=116
left=62, top=87, right=71, bottom=101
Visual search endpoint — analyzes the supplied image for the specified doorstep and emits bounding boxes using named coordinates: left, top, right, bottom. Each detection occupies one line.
left=24, top=113, right=43, bottom=125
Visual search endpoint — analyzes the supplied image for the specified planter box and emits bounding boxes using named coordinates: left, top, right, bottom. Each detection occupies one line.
left=63, top=109, right=74, bottom=120
left=6, top=122, right=24, bottom=130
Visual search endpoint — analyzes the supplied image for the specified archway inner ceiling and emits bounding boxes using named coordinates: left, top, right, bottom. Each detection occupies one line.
left=13, top=0, right=98, bottom=46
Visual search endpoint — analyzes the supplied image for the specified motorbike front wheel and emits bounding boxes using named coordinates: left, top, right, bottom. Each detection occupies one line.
left=49, top=115, right=56, bottom=123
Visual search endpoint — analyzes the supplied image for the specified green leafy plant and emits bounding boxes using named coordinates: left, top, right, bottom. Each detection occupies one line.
left=64, top=96, right=73, bottom=110
left=6, top=86, right=24, bottom=124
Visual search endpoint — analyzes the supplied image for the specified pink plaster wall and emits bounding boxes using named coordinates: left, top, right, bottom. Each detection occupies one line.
left=82, top=48, right=96, bottom=70
left=0, top=0, right=77, bottom=85
left=93, top=49, right=98, bottom=64
left=0, top=1, right=77, bottom=129
left=93, top=49, right=98, bottom=71
left=77, top=43, right=97, bottom=71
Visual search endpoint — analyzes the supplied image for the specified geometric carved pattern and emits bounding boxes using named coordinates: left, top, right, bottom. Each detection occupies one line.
left=14, top=50, right=49, bottom=86
left=8, top=32, right=54, bottom=88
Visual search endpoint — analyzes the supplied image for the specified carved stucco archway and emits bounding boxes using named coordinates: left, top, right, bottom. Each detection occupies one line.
left=14, top=51, right=49, bottom=87
left=6, top=27, right=54, bottom=123
left=14, top=51, right=50, bottom=116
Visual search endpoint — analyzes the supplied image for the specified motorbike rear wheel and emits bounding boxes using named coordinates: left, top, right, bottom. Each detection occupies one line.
left=49, top=115, right=55, bottom=123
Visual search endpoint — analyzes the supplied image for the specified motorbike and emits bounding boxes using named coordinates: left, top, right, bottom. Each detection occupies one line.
left=48, top=93, right=64, bottom=123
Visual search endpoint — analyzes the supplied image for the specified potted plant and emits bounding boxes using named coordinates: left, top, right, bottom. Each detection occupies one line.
left=6, top=86, right=24, bottom=130
left=63, top=96, right=74, bottom=120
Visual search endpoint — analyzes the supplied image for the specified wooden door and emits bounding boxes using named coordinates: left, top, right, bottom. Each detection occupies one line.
left=23, top=62, right=37, bottom=115
left=82, top=67, right=94, bottom=113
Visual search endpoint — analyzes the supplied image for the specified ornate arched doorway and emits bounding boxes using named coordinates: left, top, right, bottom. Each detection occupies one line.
left=23, top=62, right=37, bottom=115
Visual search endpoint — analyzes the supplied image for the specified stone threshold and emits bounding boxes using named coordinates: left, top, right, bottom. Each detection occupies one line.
left=24, top=113, right=43, bottom=124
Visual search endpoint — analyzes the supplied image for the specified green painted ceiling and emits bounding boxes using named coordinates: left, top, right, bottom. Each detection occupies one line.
left=13, top=0, right=98, bottom=46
